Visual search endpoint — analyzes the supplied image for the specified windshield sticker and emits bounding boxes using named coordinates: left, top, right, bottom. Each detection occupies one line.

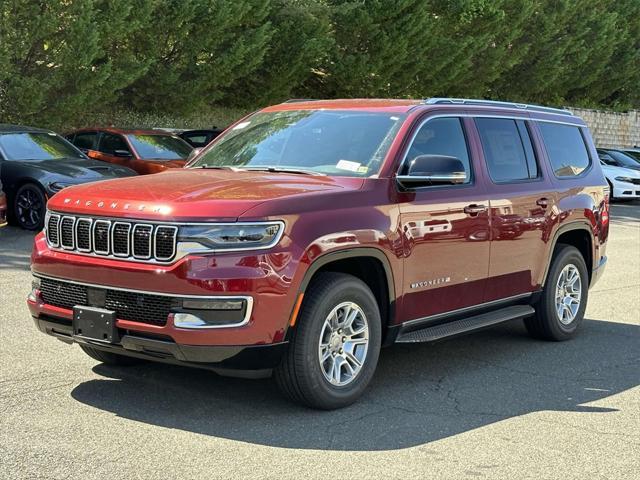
left=232, top=121, right=251, bottom=130
left=336, top=160, right=361, bottom=172
left=357, top=166, right=369, bottom=174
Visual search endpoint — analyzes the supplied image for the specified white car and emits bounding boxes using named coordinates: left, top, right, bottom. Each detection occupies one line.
left=599, top=162, right=640, bottom=200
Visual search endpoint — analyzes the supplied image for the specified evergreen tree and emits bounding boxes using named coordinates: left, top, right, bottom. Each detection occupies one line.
left=123, top=0, right=273, bottom=113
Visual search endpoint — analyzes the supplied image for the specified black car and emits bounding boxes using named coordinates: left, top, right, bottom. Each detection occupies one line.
left=178, top=128, right=224, bottom=148
left=0, top=124, right=137, bottom=230
left=596, top=148, right=640, bottom=171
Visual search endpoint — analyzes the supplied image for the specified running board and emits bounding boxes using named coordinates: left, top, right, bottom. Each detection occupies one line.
left=395, top=305, right=535, bottom=344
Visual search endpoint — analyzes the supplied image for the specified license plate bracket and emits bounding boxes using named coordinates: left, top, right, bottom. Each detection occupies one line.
left=73, top=306, right=119, bottom=343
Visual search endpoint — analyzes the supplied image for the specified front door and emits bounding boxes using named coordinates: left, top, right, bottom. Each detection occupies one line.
left=399, top=116, right=491, bottom=322
left=93, top=133, right=135, bottom=170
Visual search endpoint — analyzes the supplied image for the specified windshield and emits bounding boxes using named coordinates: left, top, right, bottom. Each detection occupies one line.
left=609, top=151, right=640, bottom=168
left=126, top=134, right=192, bottom=160
left=188, top=110, right=406, bottom=177
left=620, top=150, right=640, bottom=163
left=0, top=132, right=83, bottom=161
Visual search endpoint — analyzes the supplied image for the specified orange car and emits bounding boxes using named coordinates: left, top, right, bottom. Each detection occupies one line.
left=65, top=128, right=193, bottom=175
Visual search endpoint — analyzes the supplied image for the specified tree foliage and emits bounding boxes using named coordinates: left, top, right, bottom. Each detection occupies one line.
left=0, top=0, right=638, bottom=129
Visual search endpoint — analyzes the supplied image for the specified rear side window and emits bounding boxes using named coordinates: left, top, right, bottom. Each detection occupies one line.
left=404, top=117, right=472, bottom=183
left=476, top=118, right=538, bottom=182
left=538, top=123, right=591, bottom=177
left=72, top=132, right=97, bottom=151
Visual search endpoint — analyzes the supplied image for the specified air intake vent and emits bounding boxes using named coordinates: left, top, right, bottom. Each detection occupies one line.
left=45, top=213, right=178, bottom=263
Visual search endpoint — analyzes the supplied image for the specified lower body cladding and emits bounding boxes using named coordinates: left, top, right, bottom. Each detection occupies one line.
left=27, top=275, right=287, bottom=378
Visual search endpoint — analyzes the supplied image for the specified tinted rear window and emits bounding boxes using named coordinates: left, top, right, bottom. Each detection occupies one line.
left=538, top=123, right=591, bottom=177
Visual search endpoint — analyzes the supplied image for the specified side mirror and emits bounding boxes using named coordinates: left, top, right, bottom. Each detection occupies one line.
left=187, top=147, right=202, bottom=161
left=397, top=154, right=467, bottom=188
left=114, top=149, right=132, bottom=158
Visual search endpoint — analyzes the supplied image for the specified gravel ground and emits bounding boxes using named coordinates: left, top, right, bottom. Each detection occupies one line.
left=1, top=202, right=638, bottom=480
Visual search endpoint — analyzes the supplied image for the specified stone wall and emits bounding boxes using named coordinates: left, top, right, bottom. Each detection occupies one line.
left=570, top=108, right=640, bottom=148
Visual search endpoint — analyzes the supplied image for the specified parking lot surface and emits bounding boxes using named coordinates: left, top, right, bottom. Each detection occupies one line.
left=1, top=203, right=638, bottom=480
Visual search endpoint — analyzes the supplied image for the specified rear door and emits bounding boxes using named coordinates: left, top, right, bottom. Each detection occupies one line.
left=471, top=116, right=557, bottom=302
left=398, top=116, right=491, bottom=321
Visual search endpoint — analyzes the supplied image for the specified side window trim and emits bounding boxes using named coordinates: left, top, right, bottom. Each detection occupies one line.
left=396, top=115, right=474, bottom=189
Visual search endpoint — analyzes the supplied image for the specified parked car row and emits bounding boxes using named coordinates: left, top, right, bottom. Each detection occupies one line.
left=0, top=124, right=225, bottom=230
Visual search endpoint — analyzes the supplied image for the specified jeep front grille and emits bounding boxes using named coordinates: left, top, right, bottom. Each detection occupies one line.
left=45, top=213, right=177, bottom=263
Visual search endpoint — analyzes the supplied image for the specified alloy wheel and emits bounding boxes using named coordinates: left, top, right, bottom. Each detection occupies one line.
left=555, top=264, right=582, bottom=325
left=16, top=187, right=44, bottom=229
left=318, top=301, right=370, bottom=386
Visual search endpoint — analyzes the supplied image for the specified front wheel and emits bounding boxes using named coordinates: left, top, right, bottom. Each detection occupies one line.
left=14, top=183, right=46, bottom=230
left=525, top=244, right=589, bottom=341
left=274, top=272, right=382, bottom=409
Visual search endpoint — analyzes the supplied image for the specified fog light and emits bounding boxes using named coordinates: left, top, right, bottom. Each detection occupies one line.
left=28, top=278, right=41, bottom=302
left=172, top=296, right=252, bottom=329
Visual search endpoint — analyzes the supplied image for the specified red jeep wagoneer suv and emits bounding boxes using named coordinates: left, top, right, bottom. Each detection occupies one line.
left=29, top=98, right=609, bottom=409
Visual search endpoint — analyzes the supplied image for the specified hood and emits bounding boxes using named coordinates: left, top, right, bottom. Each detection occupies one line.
left=602, top=164, right=640, bottom=178
left=47, top=168, right=364, bottom=221
left=25, top=157, right=135, bottom=180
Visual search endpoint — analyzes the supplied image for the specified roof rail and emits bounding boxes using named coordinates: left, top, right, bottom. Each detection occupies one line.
left=423, top=98, right=573, bottom=116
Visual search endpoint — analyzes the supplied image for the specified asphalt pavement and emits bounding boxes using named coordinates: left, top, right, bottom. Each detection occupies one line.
left=1, top=203, right=638, bottom=479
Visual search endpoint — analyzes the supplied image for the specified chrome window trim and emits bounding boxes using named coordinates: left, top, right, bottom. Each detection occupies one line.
left=59, top=216, right=76, bottom=250
left=92, top=219, right=112, bottom=255
left=132, top=223, right=153, bottom=260
left=32, top=273, right=253, bottom=329
left=111, top=221, right=131, bottom=257
left=154, top=225, right=178, bottom=261
left=396, top=113, right=586, bottom=180
left=75, top=217, right=93, bottom=252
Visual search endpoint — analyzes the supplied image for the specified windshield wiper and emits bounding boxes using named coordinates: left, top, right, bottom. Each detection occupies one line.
left=198, top=165, right=244, bottom=172
left=244, top=166, right=326, bottom=176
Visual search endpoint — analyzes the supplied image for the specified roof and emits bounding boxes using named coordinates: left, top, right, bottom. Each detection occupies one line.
left=0, top=124, right=53, bottom=134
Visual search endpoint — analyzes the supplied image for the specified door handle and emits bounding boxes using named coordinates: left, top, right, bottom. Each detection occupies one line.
left=464, top=204, right=487, bottom=215
left=536, top=197, right=549, bottom=208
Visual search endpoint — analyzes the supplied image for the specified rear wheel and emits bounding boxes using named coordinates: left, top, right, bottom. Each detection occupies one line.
left=526, top=244, right=588, bottom=341
left=79, top=345, right=142, bottom=366
left=14, top=183, right=46, bottom=230
left=274, top=272, right=382, bottom=409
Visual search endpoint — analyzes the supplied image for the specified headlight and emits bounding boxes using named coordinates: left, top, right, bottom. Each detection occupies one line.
left=49, top=182, right=73, bottom=192
left=614, top=176, right=636, bottom=183
left=178, top=221, right=284, bottom=251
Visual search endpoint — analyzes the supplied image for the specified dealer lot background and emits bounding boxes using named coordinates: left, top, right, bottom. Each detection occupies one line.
left=0, top=202, right=638, bottom=479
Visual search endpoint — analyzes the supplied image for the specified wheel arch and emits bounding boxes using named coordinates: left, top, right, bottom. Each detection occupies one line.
left=289, top=248, right=397, bottom=344
left=543, top=222, right=595, bottom=286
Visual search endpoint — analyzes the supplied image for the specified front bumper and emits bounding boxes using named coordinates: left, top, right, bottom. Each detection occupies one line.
left=30, top=231, right=302, bottom=346
left=32, top=313, right=286, bottom=377
left=612, top=181, right=640, bottom=198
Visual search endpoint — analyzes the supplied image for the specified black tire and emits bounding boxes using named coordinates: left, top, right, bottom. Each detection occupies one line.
left=79, top=345, right=142, bottom=366
left=525, top=244, right=589, bottom=341
left=14, top=183, right=46, bottom=230
left=274, top=272, right=382, bottom=410
left=607, top=179, right=615, bottom=202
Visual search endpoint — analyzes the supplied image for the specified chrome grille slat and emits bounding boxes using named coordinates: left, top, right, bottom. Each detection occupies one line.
left=60, top=216, right=76, bottom=250
left=45, top=214, right=177, bottom=263
left=46, top=214, right=60, bottom=247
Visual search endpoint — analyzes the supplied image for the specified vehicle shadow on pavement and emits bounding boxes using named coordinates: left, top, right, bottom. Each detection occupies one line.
left=71, top=318, right=640, bottom=451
